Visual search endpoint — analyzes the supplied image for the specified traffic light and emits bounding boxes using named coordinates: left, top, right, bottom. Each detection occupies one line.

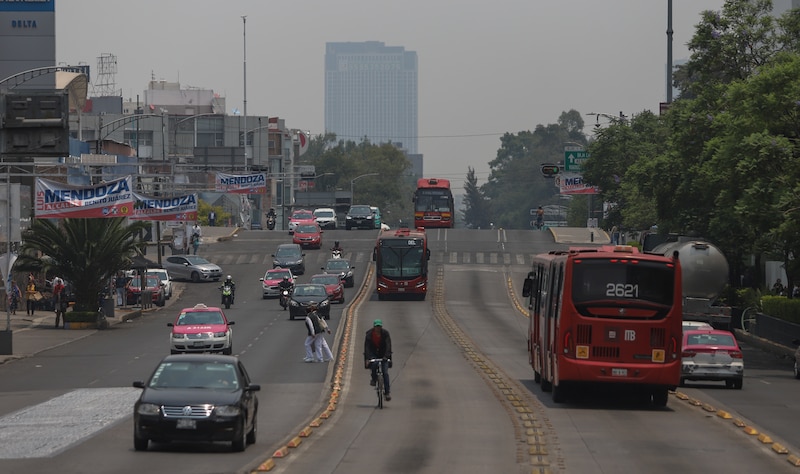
left=540, top=164, right=560, bottom=178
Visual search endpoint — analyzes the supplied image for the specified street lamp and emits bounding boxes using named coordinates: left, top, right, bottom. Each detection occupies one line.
left=350, top=173, right=379, bottom=205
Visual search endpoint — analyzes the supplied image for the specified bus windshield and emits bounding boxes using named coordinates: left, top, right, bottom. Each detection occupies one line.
left=378, top=243, right=425, bottom=278
left=414, top=190, right=452, bottom=212
left=571, top=260, right=675, bottom=306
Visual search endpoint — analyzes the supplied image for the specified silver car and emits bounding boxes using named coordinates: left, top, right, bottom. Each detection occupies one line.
left=163, top=255, right=222, bottom=282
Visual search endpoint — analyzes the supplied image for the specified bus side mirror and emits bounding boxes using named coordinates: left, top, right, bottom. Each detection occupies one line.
left=522, top=275, right=534, bottom=298
left=426, top=249, right=431, bottom=261
left=372, top=249, right=377, bottom=261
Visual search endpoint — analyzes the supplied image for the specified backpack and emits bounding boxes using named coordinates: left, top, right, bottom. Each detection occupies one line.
left=310, top=312, right=324, bottom=334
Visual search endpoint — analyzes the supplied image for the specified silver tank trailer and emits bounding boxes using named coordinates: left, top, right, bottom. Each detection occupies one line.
left=650, top=239, right=729, bottom=300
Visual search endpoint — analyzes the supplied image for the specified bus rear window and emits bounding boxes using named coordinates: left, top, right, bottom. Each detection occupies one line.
left=571, top=260, right=674, bottom=306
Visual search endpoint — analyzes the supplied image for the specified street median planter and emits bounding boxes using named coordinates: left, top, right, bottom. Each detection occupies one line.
left=63, top=311, right=102, bottom=330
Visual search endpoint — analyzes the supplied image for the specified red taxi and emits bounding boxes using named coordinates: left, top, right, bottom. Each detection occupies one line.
left=167, top=304, right=235, bottom=355
left=260, top=268, right=295, bottom=298
left=288, top=210, right=316, bottom=234
left=309, top=273, right=345, bottom=304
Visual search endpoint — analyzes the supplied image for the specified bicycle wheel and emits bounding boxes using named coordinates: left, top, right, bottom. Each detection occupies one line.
left=376, top=371, right=384, bottom=409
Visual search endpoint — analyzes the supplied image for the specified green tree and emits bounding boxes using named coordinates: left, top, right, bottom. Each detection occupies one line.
left=461, top=167, right=491, bottom=228
left=15, top=218, right=149, bottom=311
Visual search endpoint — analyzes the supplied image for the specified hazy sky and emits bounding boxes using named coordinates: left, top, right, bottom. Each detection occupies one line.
left=56, top=0, right=727, bottom=191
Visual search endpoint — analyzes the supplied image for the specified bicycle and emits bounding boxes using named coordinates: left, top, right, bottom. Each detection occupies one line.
left=367, top=358, right=390, bottom=409
left=740, top=306, right=759, bottom=333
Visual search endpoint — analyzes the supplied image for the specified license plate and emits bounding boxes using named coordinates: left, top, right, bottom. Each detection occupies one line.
left=397, top=288, right=405, bottom=292
left=611, top=368, right=628, bottom=377
left=176, top=419, right=196, bottom=429
left=193, top=341, right=204, bottom=347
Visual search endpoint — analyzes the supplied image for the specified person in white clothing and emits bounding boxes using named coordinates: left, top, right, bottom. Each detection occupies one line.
left=315, top=317, right=334, bottom=362
left=303, top=304, right=324, bottom=362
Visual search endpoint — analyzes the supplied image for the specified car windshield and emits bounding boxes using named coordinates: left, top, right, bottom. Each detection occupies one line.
left=315, top=210, right=334, bottom=218
left=326, top=260, right=350, bottom=270
left=276, top=247, right=301, bottom=258
left=349, top=206, right=372, bottom=216
left=267, top=271, right=291, bottom=280
left=291, top=212, right=313, bottom=220
left=296, top=225, right=318, bottom=233
left=177, top=311, right=225, bottom=325
left=311, top=275, right=340, bottom=285
left=148, top=271, right=167, bottom=280
left=184, top=256, right=212, bottom=265
left=131, top=275, right=161, bottom=287
left=149, top=361, right=239, bottom=390
left=293, top=285, right=326, bottom=297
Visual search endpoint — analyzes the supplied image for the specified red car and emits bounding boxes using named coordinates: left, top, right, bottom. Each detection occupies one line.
left=127, top=274, right=166, bottom=307
left=292, top=223, right=323, bottom=249
left=681, top=329, right=744, bottom=389
left=167, top=303, right=235, bottom=354
left=309, top=273, right=345, bottom=304
left=288, top=210, right=315, bottom=235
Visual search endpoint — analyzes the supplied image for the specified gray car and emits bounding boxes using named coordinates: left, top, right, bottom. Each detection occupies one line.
left=163, top=255, right=223, bottom=282
left=273, top=243, right=306, bottom=275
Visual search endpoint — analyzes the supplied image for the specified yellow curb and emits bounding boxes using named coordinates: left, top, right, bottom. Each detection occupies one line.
left=733, top=419, right=746, bottom=428
left=319, top=411, right=331, bottom=419
left=787, top=454, right=800, bottom=466
left=310, top=418, right=323, bottom=427
left=674, top=392, right=689, bottom=400
left=757, top=433, right=773, bottom=444
left=702, top=404, right=716, bottom=412
left=254, top=458, right=276, bottom=471
left=326, top=403, right=336, bottom=411
left=286, top=436, right=303, bottom=448
left=298, top=427, right=313, bottom=438
left=772, top=443, right=789, bottom=454
left=716, top=410, right=732, bottom=419
left=272, top=446, right=289, bottom=458
left=743, top=426, right=759, bottom=435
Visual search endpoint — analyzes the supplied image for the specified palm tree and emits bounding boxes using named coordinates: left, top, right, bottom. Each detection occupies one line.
left=15, top=218, right=150, bottom=311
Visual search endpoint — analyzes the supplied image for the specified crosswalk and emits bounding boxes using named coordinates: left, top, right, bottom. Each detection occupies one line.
left=202, top=251, right=534, bottom=268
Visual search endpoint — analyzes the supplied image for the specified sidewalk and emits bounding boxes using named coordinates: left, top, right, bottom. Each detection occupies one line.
left=0, top=225, right=241, bottom=365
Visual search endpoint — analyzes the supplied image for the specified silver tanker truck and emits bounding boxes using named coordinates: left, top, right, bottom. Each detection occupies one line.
left=649, top=236, right=732, bottom=329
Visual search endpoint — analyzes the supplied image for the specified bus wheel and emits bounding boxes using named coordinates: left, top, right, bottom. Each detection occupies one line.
left=652, top=389, right=669, bottom=407
left=540, top=378, right=552, bottom=392
left=551, top=382, right=567, bottom=403
left=534, top=371, right=541, bottom=384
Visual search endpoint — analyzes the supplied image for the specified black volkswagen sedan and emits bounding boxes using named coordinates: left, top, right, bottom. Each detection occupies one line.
left=132, top=354, right=260, bottom=452
left=288, top=283, right=331, bottom=320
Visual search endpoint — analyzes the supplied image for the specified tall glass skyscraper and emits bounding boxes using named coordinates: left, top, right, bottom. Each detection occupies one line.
left=325, top=41, right=418, bottom=154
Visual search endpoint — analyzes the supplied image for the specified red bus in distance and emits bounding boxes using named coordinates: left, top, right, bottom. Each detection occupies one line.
left=413, top=178, right=454, bottom=229
left=522, top=244, right=682, bottom=406
left=373, top=226, right=430, bottom=300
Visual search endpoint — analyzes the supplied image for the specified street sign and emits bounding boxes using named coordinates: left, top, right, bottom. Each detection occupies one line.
left=564, top=150, right=589, bottom=172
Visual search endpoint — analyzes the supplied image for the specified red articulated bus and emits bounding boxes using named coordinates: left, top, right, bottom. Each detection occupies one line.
left=522, top=244, right=682, bottom=406
left=373, top=226, right=430, bottom=300
left=413, top=178, right=454, bottom=229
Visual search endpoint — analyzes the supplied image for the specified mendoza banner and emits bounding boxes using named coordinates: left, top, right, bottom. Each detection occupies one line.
left=35, top=176, right=134, bottom=218
left=555, top=173, right=600, bottom=195
left=215, top=172, right=266, bottom=194
left=130, top=192, right=198, bottom=222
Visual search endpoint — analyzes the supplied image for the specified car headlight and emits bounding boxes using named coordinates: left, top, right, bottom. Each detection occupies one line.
left=320, top=300, right=330, bottom=308
left=273, top=260, right=280, bottom=266
left=290, top=300, right=299, bottom=307
left=213, top=331, right=227, bottom=337
left=137, top=403, right=161, bottom=416
left=172, top=333, right=186, bottom=340
left=215, top=405, right=241, bottom=416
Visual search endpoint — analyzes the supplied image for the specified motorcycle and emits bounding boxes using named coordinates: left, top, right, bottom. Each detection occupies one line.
left=279, top=289, right=291, bottom=310
left=220, top=284, right=234, bottom=309
left=267, top=215, right=276, bottom=230
left=331, top=249, right=342, bottom=259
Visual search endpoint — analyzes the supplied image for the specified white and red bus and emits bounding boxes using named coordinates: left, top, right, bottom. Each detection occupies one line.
left=522, top=245, right=682, bottom=406
left=373, top=226, right=430, bottom=300
left=413, top=178, right=454, bottom=229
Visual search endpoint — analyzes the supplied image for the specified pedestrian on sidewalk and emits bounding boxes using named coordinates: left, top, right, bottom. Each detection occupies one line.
left=115, top=272, right=127, bottom=307
left=208, top=210, right=217, bottom=227
left=25, top=276, right=37, bottom=316
left=7, top=280, right=21, bottom=315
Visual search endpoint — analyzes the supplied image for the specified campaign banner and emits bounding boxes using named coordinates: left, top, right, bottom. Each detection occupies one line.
left=215, top=172, right=267, bottom=194
left=35, top=176, right=134, bottom=218
left=130, top=192, right=198, bottom=222
left=555, top=173, right=600, bottom=195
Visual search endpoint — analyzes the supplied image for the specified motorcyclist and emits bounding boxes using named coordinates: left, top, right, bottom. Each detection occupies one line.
left=267, top=208, right=277, bottom=220
left=221, top=275, right=236, bottom=304
left=331, top=240, right=343, bottom=257
left=278, top=275, right=293, bottom=292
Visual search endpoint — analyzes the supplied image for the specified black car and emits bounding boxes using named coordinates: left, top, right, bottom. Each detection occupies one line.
left=272, top=243, right=306, bottom=275
left=288, top=283, right=331, bottom=320
left=345, top=205, right=375, bottom=230
left=322, top=258, right=356, bottom=288
left=132, top=354, right=260, bottom=452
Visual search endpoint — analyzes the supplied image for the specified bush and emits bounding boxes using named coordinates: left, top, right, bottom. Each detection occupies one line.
left=760, top=296, right=800, bottom=325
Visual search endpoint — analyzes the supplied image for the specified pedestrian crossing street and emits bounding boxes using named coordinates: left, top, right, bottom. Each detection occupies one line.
left=203, top=250, right=535, bottom=268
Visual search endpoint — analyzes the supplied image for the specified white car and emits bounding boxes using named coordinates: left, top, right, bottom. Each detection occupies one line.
left=147, top=269, right=173, bottom=299
left=313, top=207, right=337, bottom=230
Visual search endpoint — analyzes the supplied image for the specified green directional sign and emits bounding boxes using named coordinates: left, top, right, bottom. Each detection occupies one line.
left=564, top=150, right=589, bottom=172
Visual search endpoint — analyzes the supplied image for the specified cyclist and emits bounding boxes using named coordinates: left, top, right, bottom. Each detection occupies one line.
left=364, top=319, right=393, bottom=401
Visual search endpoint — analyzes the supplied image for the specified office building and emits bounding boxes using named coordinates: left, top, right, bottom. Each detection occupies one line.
left=325, top=41, right=418, bottom=154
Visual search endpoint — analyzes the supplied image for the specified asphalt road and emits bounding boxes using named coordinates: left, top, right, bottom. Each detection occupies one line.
left=0, top=227, right=798, bottom=473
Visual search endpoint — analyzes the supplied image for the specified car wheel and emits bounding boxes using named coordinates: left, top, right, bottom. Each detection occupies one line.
left=231, top=419, right=247, bottom=452
left=729, top=378, right=743, bottom=390
left=246, top=412, right=257, bottom=445
left=134, top=429, right=149, bottom=451
left=339, top=295, right=345, bottom=304
left=190, top=272, right=200, bottom=283
left=679, top=378, right=686, bottom=387
left=223, top=345, right=232, bottom=355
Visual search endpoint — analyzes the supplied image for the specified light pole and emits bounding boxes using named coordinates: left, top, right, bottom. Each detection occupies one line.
left=350, top=173, right=379, bottom=205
